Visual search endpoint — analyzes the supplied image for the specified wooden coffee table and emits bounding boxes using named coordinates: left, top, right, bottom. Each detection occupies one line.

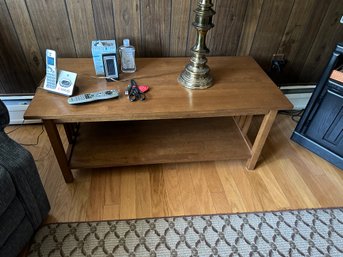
left=24, top=57, right=292, bottom=183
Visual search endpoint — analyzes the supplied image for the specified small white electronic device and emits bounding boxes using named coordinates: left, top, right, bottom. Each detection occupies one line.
left=67, top=89, right=119, bottom=105
left=45, top=49, right=57, bottom=89
left=43, top=49, right=77, bottom=96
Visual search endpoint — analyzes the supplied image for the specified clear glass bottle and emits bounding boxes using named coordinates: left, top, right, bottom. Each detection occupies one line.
left=118, top=39, right=136, bottom=73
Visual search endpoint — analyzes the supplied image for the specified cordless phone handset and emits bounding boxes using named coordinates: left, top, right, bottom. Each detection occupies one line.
left=45, top=49, right=57, bottom=89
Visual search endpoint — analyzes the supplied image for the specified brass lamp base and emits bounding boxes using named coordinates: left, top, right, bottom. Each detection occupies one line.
left=178, top=64, right=213, bottom=90
left=178, top=0, right=215, bottom=90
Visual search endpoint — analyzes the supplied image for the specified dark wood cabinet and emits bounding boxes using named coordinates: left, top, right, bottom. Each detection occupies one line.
left=291, top=43, right=343, bottom=170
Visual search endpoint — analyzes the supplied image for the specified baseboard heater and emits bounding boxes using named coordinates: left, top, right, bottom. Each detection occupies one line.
left=0, top=95, right=41, bottom=125
left=279, top=84, right=316, bottom=110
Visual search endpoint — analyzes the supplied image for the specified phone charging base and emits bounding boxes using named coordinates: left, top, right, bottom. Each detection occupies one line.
left=43, top=70, right=77, bottom=96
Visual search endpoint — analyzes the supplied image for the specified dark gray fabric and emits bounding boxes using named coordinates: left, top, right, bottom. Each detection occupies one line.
left=0, top=132, right=50, bottom=228
left=0, top=167, right=16, bottom=216
left=0, top=216, right=34, bottom=257
left=0, top=133, right=48, bottom=228
left=0, top=99, right=50, bottom=257
left=0, top=99, right=9, bottom=130
left=0, top=100, right=50, bottom=228
left=0, top=197, right=26, bottom=247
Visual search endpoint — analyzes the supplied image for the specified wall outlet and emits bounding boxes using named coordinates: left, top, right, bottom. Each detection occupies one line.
left=272, top=54, right=285, bottom=61
left=271, top=54, right=286, bottom=72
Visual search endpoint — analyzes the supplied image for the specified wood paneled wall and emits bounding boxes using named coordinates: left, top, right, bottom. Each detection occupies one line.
left=0, top=0, right=342, bottom=94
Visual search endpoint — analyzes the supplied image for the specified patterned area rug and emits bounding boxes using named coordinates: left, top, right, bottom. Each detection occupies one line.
left=28, top=208, right=343, bottom=257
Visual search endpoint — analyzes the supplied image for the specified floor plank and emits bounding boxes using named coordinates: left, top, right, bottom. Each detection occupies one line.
left=5, top=114, right=343, bottom=223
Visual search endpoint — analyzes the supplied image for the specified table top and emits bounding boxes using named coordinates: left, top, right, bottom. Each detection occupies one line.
left=24, top=57, right=292, bottom=122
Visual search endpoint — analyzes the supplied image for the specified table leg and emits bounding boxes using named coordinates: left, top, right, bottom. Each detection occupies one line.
left=63, top=123, right=79, bottom=144
left=63, top=123, right=74, bottom=144
left=242, top=115, right=253, bottom=136
left=246, top=110, right=277, bottom=170
left=43, top=120, right=74, bottom=183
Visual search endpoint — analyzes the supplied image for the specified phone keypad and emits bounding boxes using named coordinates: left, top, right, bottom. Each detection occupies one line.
left=46, top=67, right=57, bottom=89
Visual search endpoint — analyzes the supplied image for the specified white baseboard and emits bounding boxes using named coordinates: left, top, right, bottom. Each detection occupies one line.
left=284, top=93, right=312, bottom=110
left=1, top=96, right=41, bottom=125
left=280, top=85, right=315, bottom=110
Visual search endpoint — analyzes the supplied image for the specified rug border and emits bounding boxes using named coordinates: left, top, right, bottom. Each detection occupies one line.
left=41, top=206, right=343, bottom=228
left=28, top=206, right=343, bottom=255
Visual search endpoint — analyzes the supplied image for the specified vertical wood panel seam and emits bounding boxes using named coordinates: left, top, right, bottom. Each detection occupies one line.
left=168, top=0, right=173, bottom=56
left=295, top=1, right=331, bottom=80
left=276, top=0, right=296, bottom=55
left=139, top=0, right=144, bottom=55
left=235, top=0, right=252, bottom=56
left=213, top=0, right=218, bottom=14
left=3, top=0, right=35, bottom=85
left=234, top=1, right=250, bottom=56
left=186, top=0, right=195, bottom=53
left=23, top=0, right=44, bottom=59
left=185, top=0, right=193, bottom=56
left=248, top=0, right=265, bottom=55
left=299, top=1, right=333, bottom=77
left=111, top=0, right=117, bottom=40
left=137, top=0, right=142, bottom=54
left=90, top=0, right=99, bottom=39
left=63, top=0, right=78, bottom=57
left=207, top=0, right=216, bottom=52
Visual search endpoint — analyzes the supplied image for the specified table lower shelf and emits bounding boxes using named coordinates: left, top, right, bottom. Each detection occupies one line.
left=69, top=117, right=251, bottom=169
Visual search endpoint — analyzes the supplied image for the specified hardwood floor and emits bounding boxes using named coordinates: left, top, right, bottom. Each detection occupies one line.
left=5, top=115, right=343, bottom=224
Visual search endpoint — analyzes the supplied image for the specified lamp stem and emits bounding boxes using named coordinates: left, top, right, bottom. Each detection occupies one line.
left=178, top=0, right=215, bottom=89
